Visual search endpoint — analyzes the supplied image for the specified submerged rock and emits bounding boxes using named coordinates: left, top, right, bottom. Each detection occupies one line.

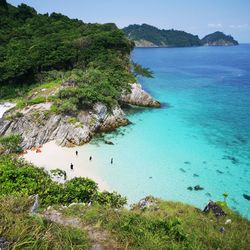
left=222, top=155, right=239, bottom=165
left=187, top=185, right=204, bottom=191
left=216, top=170, right=224, bottom=174
left=104, top=140, right=114, bottom=145
left=194, top=185, right=204, bottom=191
left=243, top=194, right=250, bottom=201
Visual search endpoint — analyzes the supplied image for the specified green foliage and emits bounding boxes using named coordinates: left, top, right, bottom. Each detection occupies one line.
left=5, top=111, right=24, bottom=121
left=0, top=196, right=90, bottom=249
left=27, top=96, right=47, bottom=105
left=65, top=198, right=250, bottom=250
left=0, top=155, right=126, bottom=208
left=0, top=2, right=134, bottom=89
left=94, top=191, right=127, bottom=208
left=0, top=134, right=22, bottom=153
left=123, top=24, right=202, bottom=47
left=56, top=67, right=132, bottom=109
left=50, top=168, right=67, bottom=180
left=133, top=63, right=154, bottom=78
left=0, top=3, right=149, bottom=109
left=201, top=31, right=238, bottom=45
left=67, top=117, right=78, bottom=124
left=223, top=192, right=229, bottom=202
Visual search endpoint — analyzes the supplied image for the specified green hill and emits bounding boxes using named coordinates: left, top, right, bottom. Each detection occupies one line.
left=123, top=24, right=238, bottom=48
left=0, top=0, right=135, bottom=107
left=201, top=31, right=239, bottom=46
left=123, top=24, right=201, bottom=47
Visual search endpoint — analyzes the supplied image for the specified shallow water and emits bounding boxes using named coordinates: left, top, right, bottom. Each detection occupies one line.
left=82, top=45, right=250, bottom=218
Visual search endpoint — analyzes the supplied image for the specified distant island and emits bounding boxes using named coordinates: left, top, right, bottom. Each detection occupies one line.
left=123, top=24, right=239, bottom=47
left=201, top=31, right=239, bottom=46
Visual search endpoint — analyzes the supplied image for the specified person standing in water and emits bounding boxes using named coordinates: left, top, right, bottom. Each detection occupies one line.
left=70, top=163, right=74, bottom=170
left=89, top=156, right=92, bottom=161
left=75, top=151, right=78, bottom=156
left=111, top=158, right=113, bottom=164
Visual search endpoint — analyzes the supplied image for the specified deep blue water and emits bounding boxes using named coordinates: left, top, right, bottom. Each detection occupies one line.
left=85, top=45, right=250, bottom=218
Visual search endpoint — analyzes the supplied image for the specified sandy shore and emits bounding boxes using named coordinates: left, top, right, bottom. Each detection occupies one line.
left=22, top=141, right=110, bottom=191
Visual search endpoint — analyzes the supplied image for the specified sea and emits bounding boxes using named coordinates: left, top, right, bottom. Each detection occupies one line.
left=1, top=45, right=250, bottom=218
left=84, top=45, right=250, bottom=218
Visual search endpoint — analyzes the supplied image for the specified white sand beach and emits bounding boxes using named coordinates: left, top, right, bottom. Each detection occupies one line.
left=22, top=141, right=110, bottom=191
left=0, top=103, right=109, bottom=191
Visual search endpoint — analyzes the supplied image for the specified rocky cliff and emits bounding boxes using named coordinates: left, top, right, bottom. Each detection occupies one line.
left=121, top=83, right=161, bottom=107
left=0, top=83, right=160, bottom=149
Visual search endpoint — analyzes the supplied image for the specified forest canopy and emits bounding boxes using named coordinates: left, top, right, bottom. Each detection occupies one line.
left=0, top=0, right=135, bottom=93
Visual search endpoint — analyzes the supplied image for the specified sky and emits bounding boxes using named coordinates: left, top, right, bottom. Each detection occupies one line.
left=8, top=0, right=250, bottom=43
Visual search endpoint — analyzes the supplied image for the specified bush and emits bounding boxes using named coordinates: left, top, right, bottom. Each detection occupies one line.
left=27, top=96, right=47, bottom=105
left=57, top=99, right=78, bottom=114
left=67, top=117, right=78, bottom=124
left=0, top=134, right=22, bottom=153
left=94, top=191, right=127, bottom=208
left=5, top=112, right=24, bottom=121
left=0, top=156, right=127, bottom=208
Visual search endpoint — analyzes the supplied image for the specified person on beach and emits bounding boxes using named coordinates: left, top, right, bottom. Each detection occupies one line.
left=70, top=163, right=74, bottom=170
left=111, top=158, right=113, bottom=164
left=63, top=172, right=67, bottom=180
left=89, top=156, right=92, bottom=161
left=75, top=151, right=78, bottom=156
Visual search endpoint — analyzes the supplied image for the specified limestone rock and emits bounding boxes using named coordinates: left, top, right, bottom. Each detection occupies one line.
left=121, top=83, right=161, bottom=108
left=0, top=103, right=128, bottom=149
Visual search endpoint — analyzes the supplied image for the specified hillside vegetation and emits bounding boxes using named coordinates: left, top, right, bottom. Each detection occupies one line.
left=123, top=24, right=238, bottom=48
left=0, top=0, right=138, bottom=109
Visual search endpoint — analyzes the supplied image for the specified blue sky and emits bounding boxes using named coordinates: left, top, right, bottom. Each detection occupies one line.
left=8, top=0, right=250, bottom=42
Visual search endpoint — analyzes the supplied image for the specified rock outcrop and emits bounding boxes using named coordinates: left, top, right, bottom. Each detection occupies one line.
left=121, top=83, right=161, bottom=108
left=0, top=103, right=128, bottom=149
left=0, top=83, right=160, bottom=149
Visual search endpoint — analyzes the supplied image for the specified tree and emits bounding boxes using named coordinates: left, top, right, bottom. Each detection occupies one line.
left=133, top=63, right=154, bottom=78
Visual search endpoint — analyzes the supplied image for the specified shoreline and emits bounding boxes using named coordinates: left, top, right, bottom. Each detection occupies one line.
left=22, top=140, right=110, bottom=191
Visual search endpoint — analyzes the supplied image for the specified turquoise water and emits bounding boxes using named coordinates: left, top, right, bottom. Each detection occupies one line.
left=86, top=45, right=250, bottom=218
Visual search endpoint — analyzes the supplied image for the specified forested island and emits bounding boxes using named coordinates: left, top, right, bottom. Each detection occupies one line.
left=201, top=31, right=239, bottom=46
left=0, top=1, right=249, bottom=249
left=123, top=24, right=239, bottom=47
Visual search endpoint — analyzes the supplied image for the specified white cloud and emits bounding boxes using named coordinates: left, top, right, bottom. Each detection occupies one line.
left=208, top=23, right=223, bottom=28
left=229, top=24, right=249, bottom=29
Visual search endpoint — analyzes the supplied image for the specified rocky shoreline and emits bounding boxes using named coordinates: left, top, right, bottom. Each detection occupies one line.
left=0, top=83, right=160, bottom=149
